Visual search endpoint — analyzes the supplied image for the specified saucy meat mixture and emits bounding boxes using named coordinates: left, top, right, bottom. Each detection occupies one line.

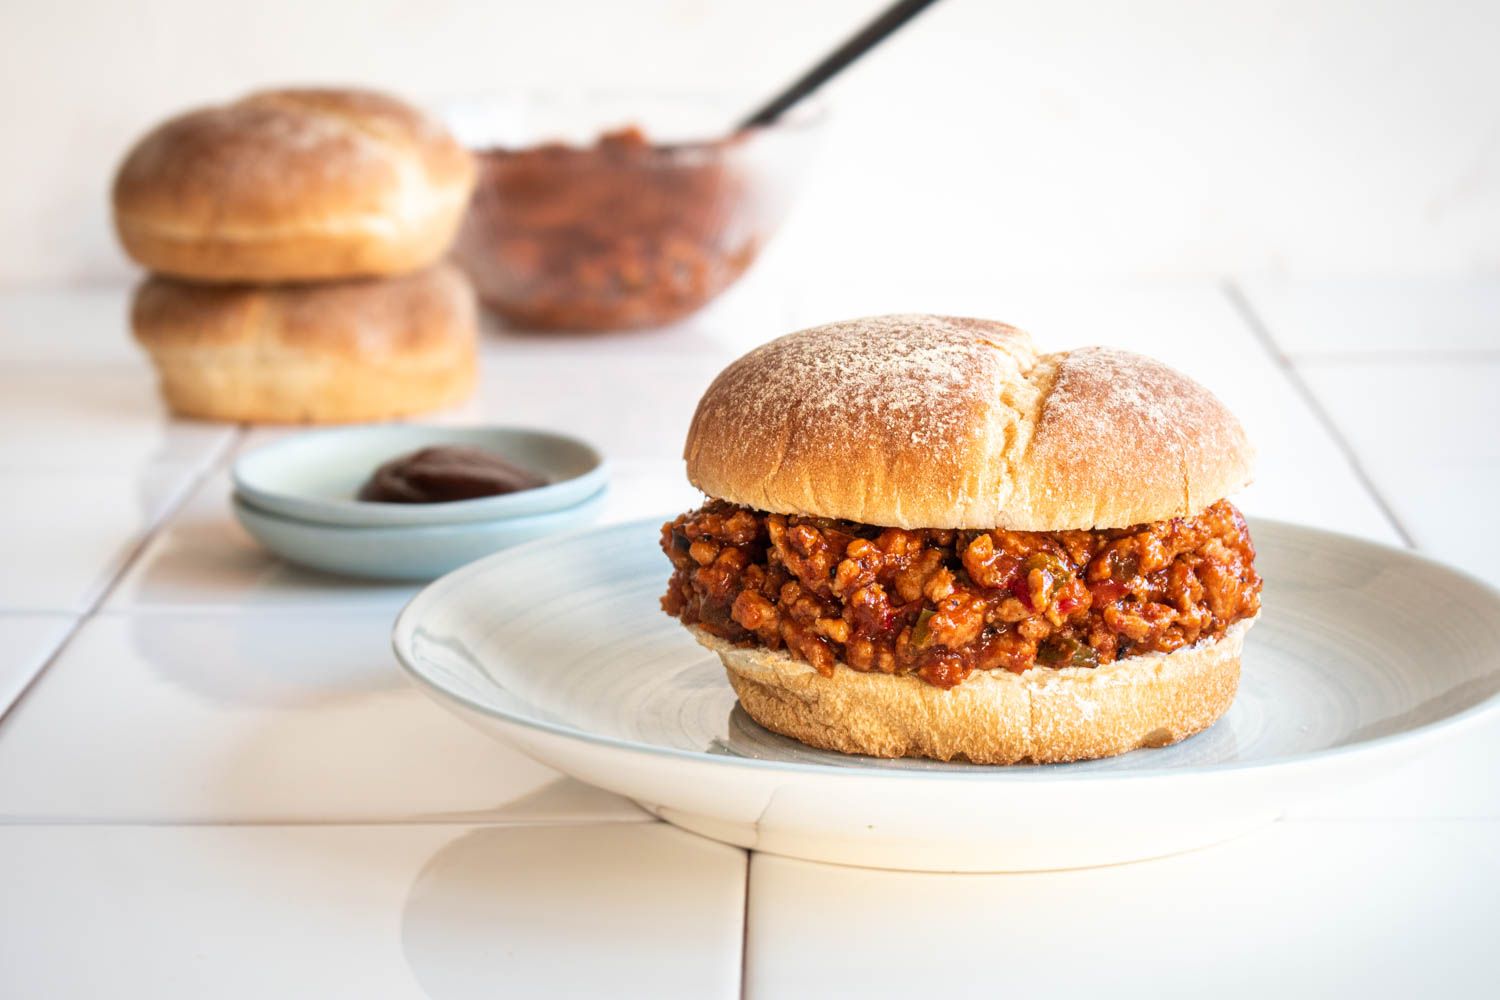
left=456, top=127, right=757, bottom=331
left=660, top=500, right=1262, bottom=689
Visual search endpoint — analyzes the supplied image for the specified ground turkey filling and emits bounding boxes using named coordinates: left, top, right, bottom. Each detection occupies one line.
left=660, top=499, right=1262, bottom=689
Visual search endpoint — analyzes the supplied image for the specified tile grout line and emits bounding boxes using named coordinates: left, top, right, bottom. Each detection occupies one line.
left=740, top=854, right=752, bottom=1000
left=1222, top=279, right=1418, bottom=549
left=0, top=815, right=666, bottom=829
left=0, top=422, right=671, bottom=833
left=0, top=426, right=247, bottom=731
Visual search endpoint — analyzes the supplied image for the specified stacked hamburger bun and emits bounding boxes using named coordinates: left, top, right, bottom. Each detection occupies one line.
left=114, top=87, right=479, bottom=423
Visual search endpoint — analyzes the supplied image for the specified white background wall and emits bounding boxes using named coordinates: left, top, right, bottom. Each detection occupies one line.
left=3, top=0, right=1498, bottom=285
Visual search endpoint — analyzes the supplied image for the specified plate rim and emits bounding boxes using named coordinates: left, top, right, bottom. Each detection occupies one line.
left=392, top=515, right=1500, bottom=783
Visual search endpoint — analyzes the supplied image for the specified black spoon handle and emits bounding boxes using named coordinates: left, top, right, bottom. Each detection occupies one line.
left=736, top=0, right=943, bottom=131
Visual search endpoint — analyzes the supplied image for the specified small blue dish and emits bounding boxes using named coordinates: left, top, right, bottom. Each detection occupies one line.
left=233, top=425, right=607, bottom=528
left=232, top=487, right=608, bottom=581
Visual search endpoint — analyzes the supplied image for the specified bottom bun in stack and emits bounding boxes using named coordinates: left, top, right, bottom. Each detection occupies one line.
left=131, top=262, right=478, bottom=424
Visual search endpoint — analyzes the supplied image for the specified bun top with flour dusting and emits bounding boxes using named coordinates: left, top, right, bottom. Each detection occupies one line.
left=684, top=314, right=1253, bottom=530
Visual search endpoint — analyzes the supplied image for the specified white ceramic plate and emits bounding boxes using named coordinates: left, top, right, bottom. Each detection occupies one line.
left=233, top=425, right=606, bottom=527
left=394, top=518, right=1500, bottom=872
left=234, top=489, right=606, bottom=581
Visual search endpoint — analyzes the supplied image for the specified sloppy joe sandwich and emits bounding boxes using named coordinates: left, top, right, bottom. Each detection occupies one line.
left=660, top=314, right=1262, bottom=764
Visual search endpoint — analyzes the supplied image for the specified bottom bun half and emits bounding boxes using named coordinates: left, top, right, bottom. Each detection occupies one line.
left=691, top=617, right=1255, bottom=764
left=131, top=264, right=477, bottom=424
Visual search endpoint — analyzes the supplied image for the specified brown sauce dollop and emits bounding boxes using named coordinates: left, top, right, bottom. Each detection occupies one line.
left=358, top=446, right=546, bottom=504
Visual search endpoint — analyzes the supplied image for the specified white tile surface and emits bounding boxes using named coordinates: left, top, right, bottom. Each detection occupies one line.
left=0, top=822, right=745, bottom=1000
left=452, top=352, right=733, bottom=464
left=0, top=363, right=230, bottom=470
left=1298, top=360, right=1500, bottom=584
left=233, top=341, right=763, bottom=472
left=0, top=611, right=646, bottom=823
left=1242, top=277, right=1500, bottom=356
left=0, top=465, right=203, bottom=612
left=0, top=284, right=142, bottom=365
left=108, top=469, right=420, bottom=612
left=1299, top=360, right=1500, bottom=465
left=1349, top=460, right=1500, bottom=584
left=599, top=459, right=703, bottom=527
left=0, top=613, right=74, bottom=715
left=746, top=821, right=1499, bottom=1000
left=4, top=279, right=1497, bottom=995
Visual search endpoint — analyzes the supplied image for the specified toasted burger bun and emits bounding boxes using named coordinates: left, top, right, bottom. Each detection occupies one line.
left=131, top=263, right=477, bottom=424
left=685, top=314, right=1253, bottom=531
left=113, top=87, right=475, bottom=282
left=694, top=619, right=1254, bottom=764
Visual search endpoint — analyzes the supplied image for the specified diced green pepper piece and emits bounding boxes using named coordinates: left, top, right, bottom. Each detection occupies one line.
left=911, top=609, right=936, bottom=648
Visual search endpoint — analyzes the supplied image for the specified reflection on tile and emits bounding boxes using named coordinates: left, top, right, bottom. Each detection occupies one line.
left=0, top=613, right=645, bottom=823
left=0, top=466, right=201, bottom=612
left=402, top=824, right=744, bottom=999
left=449, top=776, right=651, bottom=825
left=746, top=821, right=1498, bottom=999
left=1242, top=278, right=1500, bottom=355
left=0, top=364, right=230, bottom=469
left=0, top=824, right=439, bottom=999
left=0, top=822, right=744, bottom=999
left=107, top=470, right=418, bottom=612
left=0, top=613, right=74, bottom=714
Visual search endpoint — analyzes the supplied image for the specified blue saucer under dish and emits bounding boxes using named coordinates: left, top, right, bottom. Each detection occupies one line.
left=233, top=425, right=607, bottom=528
left=232, top=487, right=608, bottom=581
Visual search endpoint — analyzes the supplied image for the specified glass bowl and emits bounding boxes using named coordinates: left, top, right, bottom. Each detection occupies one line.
left=443, top=93, right=822, bottom=332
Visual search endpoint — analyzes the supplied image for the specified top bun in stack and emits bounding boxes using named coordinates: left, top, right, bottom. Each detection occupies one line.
left=113, top=88, right=476, bottom=283
left=113, top=87, right=481, bottom=423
